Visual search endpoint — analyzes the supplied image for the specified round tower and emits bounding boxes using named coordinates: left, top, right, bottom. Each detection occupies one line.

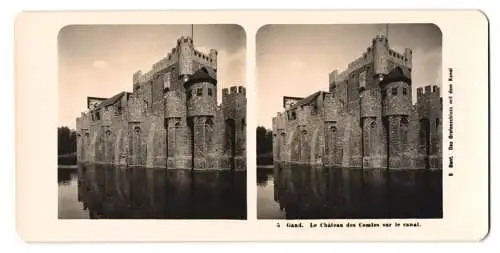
left=359, top=84, right=385, bottom=168
left=177, top=36, right=194, bottom=80
left=184, top=68, right=217, bottom=169
left=381, top=67, right=412, bottom=168
left=185, top=68, right=217, bottom=118
left=372, top=35, right=389, bottom=80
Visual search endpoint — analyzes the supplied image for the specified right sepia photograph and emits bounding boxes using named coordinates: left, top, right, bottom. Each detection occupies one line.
left=256, top=24, right=443, bottom=219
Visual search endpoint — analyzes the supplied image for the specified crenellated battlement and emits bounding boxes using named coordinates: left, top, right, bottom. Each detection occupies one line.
left=372, top=34, right=389, bottom=43
left=76, top=112, right=91, bottom=131
left=193, top=49, right=217, bottom=68
left=133, top=71, right=143, bottom=84
left=388, top=49, right=411, bottom=66
left=272, top=113, right=287, bottom=131
left=222, top=85, right=246, bottom=96
left=416, top=84, right=442, bottom=122
left=177, top=36, right=194, bottom=45
left=329, top=35, right=412, bottom=85
left=347, top=52, right=373, bottom=71
left=417, top=84, right=441, bottom=99
left=133, top=35, right=218, bottom=89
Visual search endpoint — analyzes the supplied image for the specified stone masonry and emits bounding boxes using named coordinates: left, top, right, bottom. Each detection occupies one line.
left=76, top=36, right=246, bottom=170
left=272, top=35, right=442, bottom=170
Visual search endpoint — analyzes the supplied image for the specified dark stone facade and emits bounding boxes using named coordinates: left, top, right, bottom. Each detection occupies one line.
left=76, top=36, right=246, bottom=170
left=272, top=35, right=442, bottom=171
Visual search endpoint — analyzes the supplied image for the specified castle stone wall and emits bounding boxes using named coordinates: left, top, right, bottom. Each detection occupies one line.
left=76, top=36, right=246, bottom=171
left=273, top=35, right=441, bottom=171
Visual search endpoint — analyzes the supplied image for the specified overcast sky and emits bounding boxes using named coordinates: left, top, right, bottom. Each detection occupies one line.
left=257, top=24, right=442, bottom=129
left=58, top=24, right=246, bottom=129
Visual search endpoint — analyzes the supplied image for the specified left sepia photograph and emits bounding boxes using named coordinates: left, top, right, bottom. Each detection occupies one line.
left=58, top=24, right=247, bottom=219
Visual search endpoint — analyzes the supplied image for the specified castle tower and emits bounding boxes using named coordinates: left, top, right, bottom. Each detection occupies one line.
left=222, top=85, right=247, bottom=170
left=359, top=74, right=386, bottom=169
left=381, top=67, right=412, bottom=169
left=416, top=85, right=442, bottom=170
left=329, top=70, right=339, bottom=93
left=372, top=35, right=389, bottom=81
left=209, top=49, right=218, bottom=69
left=184, top=68, right=217, bottom=169
left=404, top=48, right=413, bottom=69
left=323, top=92, right=341, bottom=166
left=164, top=87, right=187, bottom=168
left=177, top=36, right=194, bottom=83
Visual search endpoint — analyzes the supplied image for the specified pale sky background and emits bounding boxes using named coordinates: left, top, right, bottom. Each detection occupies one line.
left=59, top=24, right=246, bottom=129
left=257, top=24, right=442, bottom=129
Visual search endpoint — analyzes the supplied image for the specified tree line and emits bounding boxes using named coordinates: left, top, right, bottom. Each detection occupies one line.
left=58, top=126, right=77, bottom=155
left=256, top=126, right=273, bottom=165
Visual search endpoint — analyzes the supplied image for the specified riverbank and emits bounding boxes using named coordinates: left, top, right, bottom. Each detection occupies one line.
left=58, top=165, right=77, bottom=170
left=257, top=152, right=273, bottom=167
left=58, top=152, right=77, bottom=165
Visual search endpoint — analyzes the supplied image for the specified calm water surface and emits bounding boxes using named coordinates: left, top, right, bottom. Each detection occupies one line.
left=58, top=164, right=246, bottom=219
left=58, top=169, right=89, bottom=219
left=257, top=168, right=285, bottom=219
left=257, top=164, right=442, bottom=219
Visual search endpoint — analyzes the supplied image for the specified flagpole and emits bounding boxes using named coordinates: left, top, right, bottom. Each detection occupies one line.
left=385, top=24, right=389, bottom=39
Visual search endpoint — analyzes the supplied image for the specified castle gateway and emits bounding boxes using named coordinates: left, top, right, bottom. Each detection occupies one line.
left=76, top=36, right=247, bottom=170
left=272, top=35, right=442, bottom=170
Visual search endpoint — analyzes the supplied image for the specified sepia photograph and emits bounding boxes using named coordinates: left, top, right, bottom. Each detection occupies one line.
left=15, top=10, right=488, bottom=242
left=58, top=24, right=247, bottom=219
left=257, top=24, right=443, bottom=219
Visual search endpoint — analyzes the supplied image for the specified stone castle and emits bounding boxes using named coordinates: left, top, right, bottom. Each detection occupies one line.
left=76, top=36, right=247, bottom=170
left=272, top=35, right=442, bottom=170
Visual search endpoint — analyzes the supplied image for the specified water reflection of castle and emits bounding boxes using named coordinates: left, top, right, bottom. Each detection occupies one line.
left=77, top=164, right=246, bottom=219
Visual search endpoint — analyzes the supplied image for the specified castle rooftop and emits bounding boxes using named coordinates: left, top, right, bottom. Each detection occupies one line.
left=94, top=91, right=130, bottom=110
left=287, top=91, right=325, bottom=110
left=184, top=67, right=217, bottom=88
left=380, top=67, right=412, bottom=86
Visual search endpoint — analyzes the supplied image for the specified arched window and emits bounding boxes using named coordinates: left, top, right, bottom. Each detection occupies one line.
left=368, top=120, right=377, bottom=156
left=400, top=117, right=409, bottom=149
left=205, top=118, right=214, bottom=148
left=241, top=119, right=246, bottom=131
left=436, top=118, right=440, bottom=128
left=327, top=125, right=338, bottom=161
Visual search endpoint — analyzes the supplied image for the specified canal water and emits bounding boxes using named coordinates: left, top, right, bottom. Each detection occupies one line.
left=58, top=168, right=90, bottom=219
left=58, top=164, right=247, bottom=219
left=257, top=164, right=443, bottom=219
